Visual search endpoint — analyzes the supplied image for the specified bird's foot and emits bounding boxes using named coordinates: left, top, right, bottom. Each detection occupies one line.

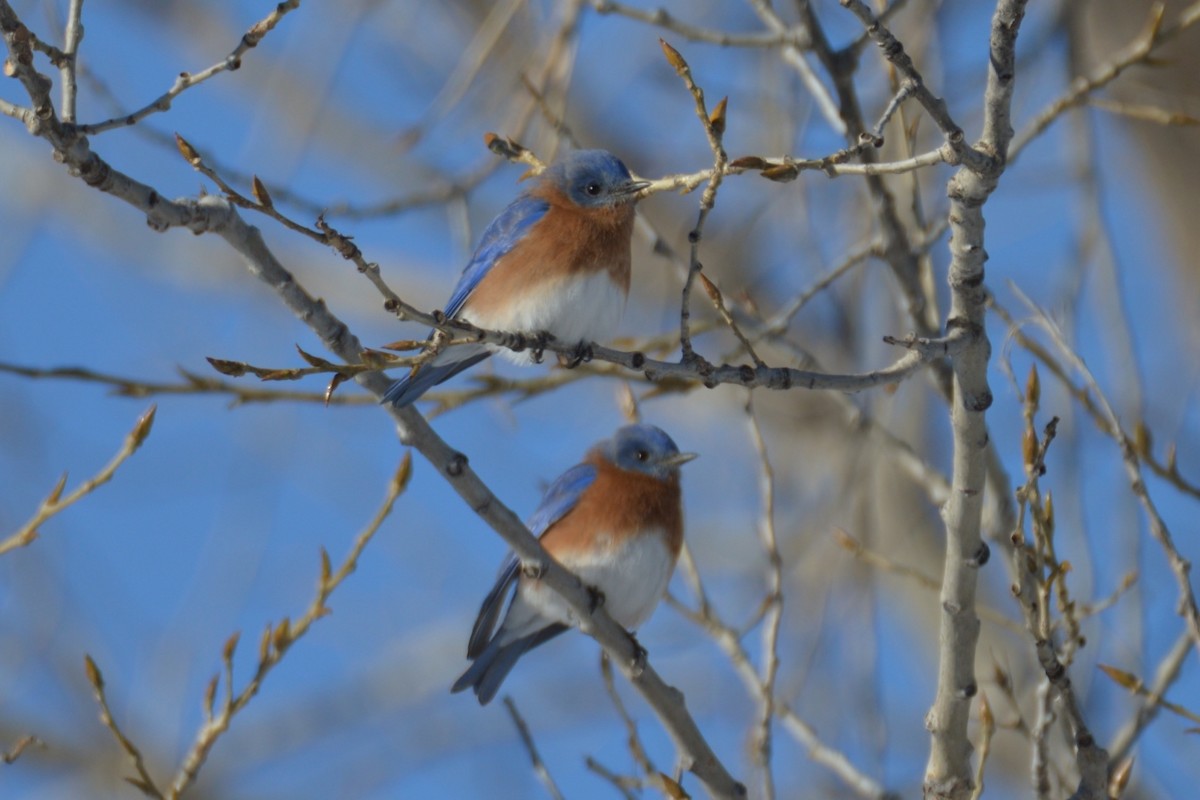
left=529, top=330, right=552, bottom=364
left=627, top=631, right=648, bottom=677
left=558, top=341, right=594, bottom=369
left=586, top=584, right=606, bottom=613
left=521, top=560, right=547, bottom=580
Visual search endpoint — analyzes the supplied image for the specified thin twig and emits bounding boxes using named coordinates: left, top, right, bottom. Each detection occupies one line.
left=839, top=0, right=987, bottom=172
left=658, top=39, right=728, bottom=368
left=165, top=454, right=411, bottom=798
left=0, top=361, right=368, bottom=406
left=590, top=0, right=804, bottom=48
left=833, top=529, right=1024, bottom=636
left=745, top=0, right=844, bottom=132
left=1007, top=361, right=1108, bottom=800
left=788, top=0, right=945, bottom=348
left=968, top=693, right=995, bottom=800
left=668, top=593, right=895, bottom=800
left=76, top=0, right=301, bottom=134
left=745, top=396, right=783, bottom=800
left=503, top=697, right=567, bottom=800
left=1012, top=286, right=1200, bottom=671
left=0, top=406, right=155, bottom=557
left=2, top=734, right=44, bottom=765
left=599, top=653, right=657, bottom=778
left=584, top=757, right=640, bottom=800
left=1107, top=629, right=1194, bottom=761
left=993, top=301, right=1200, bottom=501
left=1088, top=97, right=1200, bottom=127
left=84, top=656, right=163, bottom=797
left=1009, top=2, right=1200, bottom=161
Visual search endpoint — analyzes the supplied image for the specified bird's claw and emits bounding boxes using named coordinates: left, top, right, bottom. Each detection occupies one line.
left=521, top=561, right=547, bottom=580
left=586, top=584, right=606, bottom=613
left=627, top=632, right=648, bottom=676
left=558, top=341, right=594, bottom=369
left=530, top=330, right=551, bottom=364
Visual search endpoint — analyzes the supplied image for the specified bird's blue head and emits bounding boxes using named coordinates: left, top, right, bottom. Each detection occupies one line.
left=602, top=424, right=697, bottom=480
left=545, top=149, right=650, bottom=209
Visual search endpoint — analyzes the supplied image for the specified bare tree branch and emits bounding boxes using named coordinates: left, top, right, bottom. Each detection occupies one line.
left=923, top=2, right=1030, bottom=797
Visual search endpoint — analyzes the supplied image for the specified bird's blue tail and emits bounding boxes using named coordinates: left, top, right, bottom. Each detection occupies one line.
left=451, top=624, right=567, bottom=705
left=382, top=352, right=491, bottom=408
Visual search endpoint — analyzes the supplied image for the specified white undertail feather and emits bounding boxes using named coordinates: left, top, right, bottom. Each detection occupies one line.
left=498, top=531, right=675, bottom=645
left=463, top=270, right=626, bottom=366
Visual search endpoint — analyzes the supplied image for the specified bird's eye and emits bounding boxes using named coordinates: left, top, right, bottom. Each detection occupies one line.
left=635, top=449, right=649, bottom=462
left=585, top=181, right=602, bottom=196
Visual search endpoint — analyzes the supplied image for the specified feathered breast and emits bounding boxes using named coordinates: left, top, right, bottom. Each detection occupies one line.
left=540, top=454, right=684, bottom=560
left=463, top=184, right=635, bottom=322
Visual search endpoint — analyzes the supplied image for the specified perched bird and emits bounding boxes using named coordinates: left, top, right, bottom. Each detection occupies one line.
left=383, top=149, right=649, bottom=407
left=452, top=424, right=696, bottom=705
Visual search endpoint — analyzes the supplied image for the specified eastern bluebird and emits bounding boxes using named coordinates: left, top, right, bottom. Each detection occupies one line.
left=383, top=149, right=648, bottom=407
left=452, top=424, right=696, bottom=705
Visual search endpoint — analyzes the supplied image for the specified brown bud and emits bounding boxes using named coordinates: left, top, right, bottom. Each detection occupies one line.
left=251, top=175, right=273, bottom=208
left=617, top=382, right=639, bottom=424
left=708, top=97, right=727, bottom=136
left=1098, top=663, right=1140, bottom=691
left=1133, top=421, right=1151, bottom=457
left=319, top=547, right=332, bottom=586
left=656, top=772, right=690, bottom=799
left=730, top=156, right=769, bottom=171
left=130, top=405, right=157, bottom=449
left=1025, top=364, right=1040, bottom=406
left=46, top=472, right=68, bottom=506
left=324, top=372, right=347, bottom=406
left=978, top=691, right=994, bottom=731
left=203, top=674, right=218, bottom=718
left=259, top=624, right=272, bottom=662
left=295, top=345, right=334, bottom=369
left=272, top=618, right=291, bottom=652
left=84, top=654, right=103, bottom=690
left=761, top=164, right=799, bottom=182
left=393, top=452, right=414, bottom=494
left=1110, top=756, right=1134, bottom=797
left=174, top=133, right=201, bottom=166
left=659, top=38, right=688, bottom=73
left=206, top=357, right=247, bottom=377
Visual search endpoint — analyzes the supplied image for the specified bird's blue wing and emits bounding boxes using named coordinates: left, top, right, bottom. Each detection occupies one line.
left=463, top=462, right=596, bottom=658
left=452, top=622, right=569, bottom=705
left=443, top=194, right=550, bottom=319
left=466, top=553, right=521, bottom=658
left=381, top=350, right=490, bottom=408
left=525, top=462, right=597, bottom=537
left=382, top=194, right=548, bottom=407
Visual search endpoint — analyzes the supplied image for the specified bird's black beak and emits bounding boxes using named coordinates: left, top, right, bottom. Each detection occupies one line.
left=616, top=178, right=652, bottom=200
left=662, top=451, right=698, bottom=468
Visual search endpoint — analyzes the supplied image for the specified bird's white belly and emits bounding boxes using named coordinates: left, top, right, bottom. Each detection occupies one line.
left=464, top=270, right=625, bottom=366
left=524, top=531, right=676, bottom=631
